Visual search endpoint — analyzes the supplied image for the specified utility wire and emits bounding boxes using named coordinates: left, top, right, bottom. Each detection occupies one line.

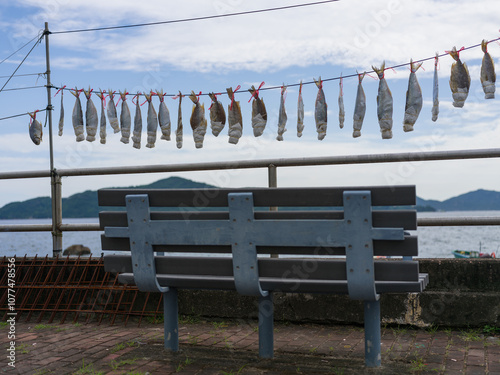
left=50, top=0, right=340, bottom=34
left=0, top=109, right=46, bottom=122
left=0, top=33, right=42, bottom=66
left=0, top=72, right=46, bottom=79
left=1, top=85, right=46, bottom=93
left=0, top=35, right=43, bottom=94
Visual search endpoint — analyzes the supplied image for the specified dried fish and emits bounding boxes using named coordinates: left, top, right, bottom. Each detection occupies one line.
left=227, top=86, right=243, bottom=144
left=156, top=90, right=171, bottom=141
left=188, top=91, right=207, bottom=149
left=28, top=112, right=42, bottom=145
left=57, top=86, right=65, bottom=136
left=208, top=93, right=226, bottom=136
left=403, top=59, right=423, bottom=132
left=107, top=90, right=120, bottom=133
left=314, top=77, right=327, bottom=140
left=276, top=85, right=287, bottom=141
left=175, top=92, right=183, bottom=149
left=372, top=62, right=393, bottom=139
left=338, top=76, right=345, bottom=129
left=131, top=94, right=142, bottom=149
left=352, top=72, right=366, bottom=138
left=119, top=91, right=131, bottom=144
left=144, top=92, right=158, bottom=148
left=248, top=82, right=267, bottom=137
left=448, top=46, right=470, bottom=108
left=83, top=88, right=98, bottom=142
left=297, top=81, right=304, bottom=137
left=432, top=54, right=439, bottom=122
left=96, top=90, right=107, bottom=144
left=480, top=40, right=496, bottom=99
left=71, top=88, right=85, bottom=142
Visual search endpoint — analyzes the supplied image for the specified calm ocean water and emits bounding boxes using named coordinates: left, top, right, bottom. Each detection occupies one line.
left=0, top=212, right=499, bottom=258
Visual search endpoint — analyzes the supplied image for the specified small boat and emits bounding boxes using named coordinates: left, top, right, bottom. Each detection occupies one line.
left=452, top=250, right=496, bottom=259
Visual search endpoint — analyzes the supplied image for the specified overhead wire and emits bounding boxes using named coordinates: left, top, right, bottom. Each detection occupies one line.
left=0, top=109, right=47, bottom=122
left=50, top=1, right=340, bottom=34
left=0, top=33, right=43, bottom=66
left=0, top=72, right=46, bottom=79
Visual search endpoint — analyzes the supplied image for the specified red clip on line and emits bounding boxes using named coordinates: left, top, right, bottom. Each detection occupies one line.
left=248, top=81, right=265, bottom=102
left=29, top=109, right=40, bottom=125
left=116, top=92, right=129, bottom=107
left=230, top=85, right=241, bottom=110
left=54, top=85, right=66, bottom=97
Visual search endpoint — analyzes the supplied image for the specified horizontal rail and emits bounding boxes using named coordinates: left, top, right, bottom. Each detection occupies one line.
left=0, top=217, right=499, bottom=233
left=0, top=148, right=499, bottom=180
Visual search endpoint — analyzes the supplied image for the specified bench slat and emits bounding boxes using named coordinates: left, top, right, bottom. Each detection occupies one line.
left=101, top=235, right=418, bottom=256
left=99, top=210, right=417, bottom=230
left=98, top=186, right=416, bottom=208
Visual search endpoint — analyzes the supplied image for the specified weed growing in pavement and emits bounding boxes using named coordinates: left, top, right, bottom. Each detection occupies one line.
left=146, top=315, right=163, bottom=324
left=110, top=342, right=126, bottom=353
left=212, top=320, right=228, bottom=329
left=73, top=322, right=82, bottom=327
left=483, top=325, right=500, bottom=335
left=109, top=358, right=138, bottom=370
left=0, top=322, right=7, bottom=328
left=179, top=314, right=201, bottom=324
left=220, top=364, right=248, bottom=375
left=409, top=356, right=427, bottom=372
left=187, top=334, right=199, bottom=345
left=16, top=343, right=30, bottom=354
left=459, top=329, right=483, bottom=342
left=426, top=324, right=439, bottom=334
left=34, top=324, right=52, bottom=330
left=175, top=356, right=193, bottom=372
left=75, top=359, right=104, bottom=375
left=331, top=368, right=345, bottom=375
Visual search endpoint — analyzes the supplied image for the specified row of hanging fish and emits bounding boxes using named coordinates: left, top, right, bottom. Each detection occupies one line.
left=30, top=41, right=496, bottom=146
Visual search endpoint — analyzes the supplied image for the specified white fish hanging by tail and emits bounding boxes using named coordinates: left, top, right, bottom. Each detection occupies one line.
left=119, top=91, right=131, bottom=144
left=189, top=91, right=208, bottom=149
left=175, top=92, right=183, bottom=149
left=131, top=94, right=142, bottom=149
left=96, top=90, right=107, bottom=144
left=83, top=88, right=98, bottom=142
left=208, top=93, right=226, bottom=136
left=480, top=40, right=496, bottom=99
left=71, top=88, right=85, bottom=142
left=297, top=81, right=304, bottom=137
left=448, top=46, right=470, bottom=108
left=352, top=72, right=366, bottom=138
left=276, top=85, right=287, bottom=141
left=338, top=76, right=345, bottom=129
left=56, top=85, right=65, bottom=136
left=403, top=59, right=423, bottom=132
left=107, top=90, right=120, bottom=133
left=432, top=54, right=439, bottom=122
left=227, top=86, right=243, bottom=144
left=248, top=82, right=267, bottom=137
left=314, top=77, right=327, bottom=140
left=372, top=62, right=393, bottom=139
left=144, top=92, right=158, bottom=148
left=156, top=90, right=171, bottom=141
left=28, top=111, right=42, bottom=145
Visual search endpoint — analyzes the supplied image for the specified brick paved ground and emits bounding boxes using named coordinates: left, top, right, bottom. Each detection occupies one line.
left=1, top=319, right=499, bottom=374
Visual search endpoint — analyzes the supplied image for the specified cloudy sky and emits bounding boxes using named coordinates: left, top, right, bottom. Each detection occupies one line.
left=1, top=0, right=500, bottom=208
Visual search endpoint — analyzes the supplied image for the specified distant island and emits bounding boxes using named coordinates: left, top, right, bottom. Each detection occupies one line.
left=0, top=177, right=499, bottom=219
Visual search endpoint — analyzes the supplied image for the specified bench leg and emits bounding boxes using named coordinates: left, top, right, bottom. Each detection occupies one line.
left=364, top=300, right=381, bottom=367
left=163, top=288, right=179, bottom=351
left=258, top=293, right=274, bottom=359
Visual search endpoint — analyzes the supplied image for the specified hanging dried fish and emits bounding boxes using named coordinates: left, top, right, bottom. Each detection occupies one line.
left=338, top=76, right=345, bottom=129
left=314, top=77, right=327, bottom=140
left=352, top=72, right=366, bottom=138
left=480, top=40, right=496, bottom=99
left=96, top=90, right=107, bottom=144
left=297, top=81, right=304, bottom=137
left=248, top=82, right=267, bottom=137
left=119, top=91, right=131, bottom=144
left=372, top=62, right=393, bottom=139
left=277, top=85, right=287, bottom=141
left=448, top=46, right=470, bottom=108
left=227, top=86, right=243, bottom=144
left=57, top=85, right=65, bottom=136
left=175, top=92, right=183, bottom=149
left=107, top=90, right=120, bottom=133
left=144, top=92, right=158, bottom=148
left=208, top=93, right=226, bottom=136
left=156, top=90, right=171, bottom=141
left=28, top=111, right=42, bottom=145
left=403, top=59, right=423, bottom=132
left=71, top=88, right=84, bottom=142
left=432, top=54, right=439, bottom=122
left=83, top=88, right=98, bottom=142
left=188, top=91, right=208, bottom=149
left=131, top=94, right=142, bottom=149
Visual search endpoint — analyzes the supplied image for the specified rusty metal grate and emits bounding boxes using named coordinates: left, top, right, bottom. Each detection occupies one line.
left=0, top=255, right=164, bottom=326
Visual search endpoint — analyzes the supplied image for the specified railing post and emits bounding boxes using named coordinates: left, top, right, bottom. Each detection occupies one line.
left=52, top=173, right=63, bottom=257
left=268, top=164, right=278, bottom=258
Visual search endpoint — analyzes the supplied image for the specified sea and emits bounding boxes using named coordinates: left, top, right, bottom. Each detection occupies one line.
left=0, top=211, right=499, bottom=259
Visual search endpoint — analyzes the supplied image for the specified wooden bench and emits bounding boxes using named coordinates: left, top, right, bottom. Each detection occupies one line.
left=99, top=186, right=428, bottom=367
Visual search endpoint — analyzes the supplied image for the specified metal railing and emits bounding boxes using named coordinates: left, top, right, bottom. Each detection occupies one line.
left=1, top=147, right=500, bottom=256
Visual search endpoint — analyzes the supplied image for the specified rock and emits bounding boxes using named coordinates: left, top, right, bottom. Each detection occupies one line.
left=63, top=244, right=91, bottom=256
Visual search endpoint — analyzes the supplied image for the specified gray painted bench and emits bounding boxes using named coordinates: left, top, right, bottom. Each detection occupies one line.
left=99, top=186, right=428, bottom=367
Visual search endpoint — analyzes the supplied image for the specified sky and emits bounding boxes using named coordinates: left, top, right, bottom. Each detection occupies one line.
left=1, top=0, right=500, bottom=208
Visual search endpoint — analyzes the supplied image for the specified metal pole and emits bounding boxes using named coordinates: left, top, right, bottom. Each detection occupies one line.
left=44, top=22, right=62, bottom=257
left=268, top=164, right=278, bottom=258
